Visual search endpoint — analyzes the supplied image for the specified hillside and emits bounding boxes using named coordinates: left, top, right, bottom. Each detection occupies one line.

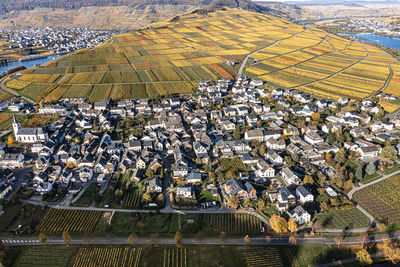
left=0, top=0, right=284, bottom=30
left=5, top=9, right=400, bottom=103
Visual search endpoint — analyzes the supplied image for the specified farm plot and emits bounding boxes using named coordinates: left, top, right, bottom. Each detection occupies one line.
left=242, top=248, right=283, bottom=267
left=36, top=209, right=101, bottom=232
left=122, top=189, right=142, bottom=209
left=0, top=114, right=13, bottom=130
left=203, top=213, right=263, bottom=234
left=314, top=208, right=370, bottom=229
left=73, top=247, right=142, bottom=267
left=16, top=247, right=75, bottom=267
left=11, top=9, right=400, bottom=101
left=354, top=174, right=400, bottom=224
left=5, top=79, right=31, bottom=90
left=163, top=248, right=187, bottom=267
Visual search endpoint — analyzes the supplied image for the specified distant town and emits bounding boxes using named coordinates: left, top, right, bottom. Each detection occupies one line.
left=1, top=27, right=120, bottom=55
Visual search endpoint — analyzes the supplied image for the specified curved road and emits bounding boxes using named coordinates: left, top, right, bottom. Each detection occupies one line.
left=0, top=75, right=36, bottom=104
left=237, top=28, right=308, bottom=78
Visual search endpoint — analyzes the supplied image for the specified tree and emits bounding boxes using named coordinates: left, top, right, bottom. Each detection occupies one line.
left=303, top=175, right=314, bottom=185
left=269, top=214, right=288, bottom=234
left=6, top=135, right=14, bottom=146
left=366, top=162, right=376, bottom=175
left=381, top=145, right=399, bottom=161
left=288, top=217, right=298, bottom=233
left=195, top=157, right=202, bottom=165
left=66, top=161, right=75, bottom=169
left=142, top=191, right=152, bottom=203
left=325, top=152, right=333, bottom=163
left=128, top=233, right=137, bottom=244
left=145, top=168, right=155, bottom=178
left=259, top=145, right=266, bottom=157
left=355, top=166, right=363, bottom=181
left=243, top=235, right=250, bottom=243
left=285, top=156, right=294, bottom=168
left=234, top=125, right=241, bottom=140
left=225, top=170, right=235, bottom=179
left=228, top=195, right=240, bottom=209
left=311, top=112, right=320, bottom=121
left=376, top=223, right=387, bottom=232
left=335, top=148, right=347, bottom=164
left=39, top=233, right=47, bottom=244
left=257, top=200, right=265, bottom=211
left=356, top=249, right=373, bottom=266
left=62, top=231, right=71, bottom=245
left=382, top=239, right=400, bottom=264
left=333, top=236, right=343, bottom=248
left=174, top=231, right=182, bottom=245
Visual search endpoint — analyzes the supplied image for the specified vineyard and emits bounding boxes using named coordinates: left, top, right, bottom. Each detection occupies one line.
left=354, top=174, right=400, bottom=224
left=314, top=208, right=370, bottom=229
left=203, top=213, right=263, bottom=234
left=5, top=10, right=394, bottom=102
left=35, top=208, right=101, bottom=232
left=0, top=113, right=12, bottom=130
left=163, top=248, right=187, bottom=267
left=16, top=247, right=75, bottom=267
left=73, top=247, right=142, bottom=267
left=242, top=248, right=283, bottom=267
left=122, top=189, right=142, bottom=209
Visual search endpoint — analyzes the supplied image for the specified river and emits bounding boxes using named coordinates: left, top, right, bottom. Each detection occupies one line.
left=337, top=33, right=400, bottom=50
left=0, top=55, right=60, bottom=74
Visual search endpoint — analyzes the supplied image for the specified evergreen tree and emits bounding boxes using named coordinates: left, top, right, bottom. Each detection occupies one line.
left=366, top=162, right=376, bottom=175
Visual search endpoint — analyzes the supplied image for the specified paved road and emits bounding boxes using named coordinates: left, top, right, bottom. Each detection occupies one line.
left=2, top=231, right=400, bottom=246
left=0, top=75, right=36, bottom=104
left=237, top=28, right=308, bottom=77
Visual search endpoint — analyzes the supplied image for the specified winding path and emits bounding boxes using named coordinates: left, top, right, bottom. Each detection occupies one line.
left=0, top=75, right=36, bottom=104
left=237, top=28, right=308, bottom=78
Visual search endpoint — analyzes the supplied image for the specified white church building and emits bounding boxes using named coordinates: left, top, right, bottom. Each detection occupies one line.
left=12, top=115, right=48, bottom=143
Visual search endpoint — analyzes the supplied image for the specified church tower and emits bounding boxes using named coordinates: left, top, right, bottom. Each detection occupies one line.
left=12, top=114, right=20, bottom=136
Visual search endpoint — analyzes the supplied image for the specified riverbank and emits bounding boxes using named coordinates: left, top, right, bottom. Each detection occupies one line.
left=0, top=54, right=60, bottom=75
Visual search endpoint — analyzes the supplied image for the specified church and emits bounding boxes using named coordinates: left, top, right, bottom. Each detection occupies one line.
left=12, top=115, right=48, bottom=143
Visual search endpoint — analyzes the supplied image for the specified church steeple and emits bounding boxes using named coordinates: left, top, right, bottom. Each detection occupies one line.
left=12, top=114, right=20, bottom=136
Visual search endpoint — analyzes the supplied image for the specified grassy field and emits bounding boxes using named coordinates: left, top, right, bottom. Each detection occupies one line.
left=354, top=174, right=400, bottom=224
left=8, top=9, right=397, bottom=102
left=6, top=244, right=357, bottom=267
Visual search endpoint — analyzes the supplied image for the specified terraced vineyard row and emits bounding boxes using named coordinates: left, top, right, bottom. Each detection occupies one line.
left=73, top=247, right=142, bottom=267
left=36, top=209, right=101, bottom=232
